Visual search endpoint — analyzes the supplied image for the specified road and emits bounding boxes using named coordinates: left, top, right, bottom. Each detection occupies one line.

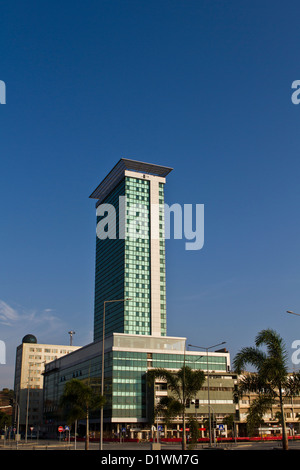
left=1, top=439, right=300, bottom=451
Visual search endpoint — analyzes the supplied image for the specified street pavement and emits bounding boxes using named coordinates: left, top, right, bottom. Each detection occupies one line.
left=1, top=439, right=300, bottom=451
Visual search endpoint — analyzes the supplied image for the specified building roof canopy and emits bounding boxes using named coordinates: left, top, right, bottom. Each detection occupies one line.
left=89, top=158, right=173, bottom=201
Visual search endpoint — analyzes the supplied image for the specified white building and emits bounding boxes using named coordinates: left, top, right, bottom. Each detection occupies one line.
left=14, top=334, right=80, bottom=435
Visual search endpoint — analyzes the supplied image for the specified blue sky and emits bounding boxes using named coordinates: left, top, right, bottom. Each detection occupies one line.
left=1, top=0, right=300, bottom=388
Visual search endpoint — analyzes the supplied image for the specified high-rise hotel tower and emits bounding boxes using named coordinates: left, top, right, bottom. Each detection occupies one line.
left=43, top=159, right=234, bottom=437
left=89, top=158, right=173, bottom=341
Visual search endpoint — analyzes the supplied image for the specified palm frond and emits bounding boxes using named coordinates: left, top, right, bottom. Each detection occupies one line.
left=147, top=366, right=205, bottom=404
left=155, top=396, right=184, bottom=425
left=237, top=372, right=276, bottom=397
left=255, top=329, right=288, bottom=363
left=233, top=346, right=266, bottom=374
left=284, top=372, right=300, bottom=396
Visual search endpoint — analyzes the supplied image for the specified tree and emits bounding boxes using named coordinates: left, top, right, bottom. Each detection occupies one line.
left=222, top=414, right=234, bottom=438
left=0, top=410, right=10, bottom=430
left=187, top=416, right=200, bottom=447
left=60, top=379, right=105, bottom=450
left=147, top=366, right=205, bottom=450
left=246, top=395, right=274, bottom=437
left=233, top=328, right=300, bottom=450
left=154, top=396, right=184, bottom=432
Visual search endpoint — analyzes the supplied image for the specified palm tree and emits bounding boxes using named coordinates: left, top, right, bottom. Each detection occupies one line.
left=154, top=396, right=184, bottom=439
left=147, top=366, right=205, bottom=450
left=222, top=414, right=235, bottom=438
left=60, top=378, right=105, bottom=450
left=187, top=416, right=200, bottom=447
left=0, top=410, right=10, bottom=430
left=233, top=328, right=300, bottom=451
left=246, top=395, right=274, bottom=438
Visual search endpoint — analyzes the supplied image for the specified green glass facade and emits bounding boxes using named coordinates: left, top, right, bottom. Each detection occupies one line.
left=152, top=353, right=227, bottom=371
left=112, top=350, right=147, bottom=419
left=43, top=337, right=231, bottom=429
left=124, top=177, right=151, bottom=336
left=94, top=175, right=167, bottom=341
left=94, top=179, right=126, bottom=341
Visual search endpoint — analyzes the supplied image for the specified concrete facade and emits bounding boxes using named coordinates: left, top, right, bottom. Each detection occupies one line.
left=14, top=335, right=80, bottom=433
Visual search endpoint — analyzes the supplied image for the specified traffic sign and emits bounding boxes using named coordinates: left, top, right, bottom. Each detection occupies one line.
left=58, top=426, right=64, bottom=433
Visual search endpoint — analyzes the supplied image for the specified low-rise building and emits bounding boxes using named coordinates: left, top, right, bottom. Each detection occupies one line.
left=236, top=375, right=300, bottom=438
left=14, top=334, right=80, bottom=435
left=43, top=332, right=237, bottom=439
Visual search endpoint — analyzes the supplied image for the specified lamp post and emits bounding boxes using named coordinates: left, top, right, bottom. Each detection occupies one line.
left=25, top=387, right=29, bottom=444
left=16, top=398, right=20, bottom=446
left=188, top=342, right=226, bottom=447
left=100, top=298, right=131, bottom=451
left=287, top=310, right=300, bottom=316
left=199, top=404, right=215, bottom=443
left=182, top=338, right=187, bottom=450
left=68, top=330, right=75, bottom=346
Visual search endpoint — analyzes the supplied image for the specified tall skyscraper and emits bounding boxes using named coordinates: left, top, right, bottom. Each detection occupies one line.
left=89, top=158, right=173, bottom=341
left=42, top=158, right=235, bottom=437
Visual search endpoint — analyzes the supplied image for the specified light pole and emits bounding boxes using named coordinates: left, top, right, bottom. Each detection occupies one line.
left=68, top=330, right=75, bottom=346
left=182, top=338, right=187, bottom=450
left=100, top=298, right=131, bottom=451
left=287, top=310, right=300, bottom=316
left=16, top=398, right=20, bottom=446
left=188, top=342, right=226, bottom=447
left=199, top=404, right=215, bottom=443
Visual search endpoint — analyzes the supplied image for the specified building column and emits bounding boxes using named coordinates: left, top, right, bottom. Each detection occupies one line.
left=149, top=177, right=162, bottom=336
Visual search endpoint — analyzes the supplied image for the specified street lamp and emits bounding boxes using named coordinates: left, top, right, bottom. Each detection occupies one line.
left=68, top=330, right=75, bottom=346
left=199, top=404, right=215, bottom=442
left=100, top=298, right=131, bottom=451
left=188, top=342, right=226, bottom=447
left=287, top=310, right=300, bottom=316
